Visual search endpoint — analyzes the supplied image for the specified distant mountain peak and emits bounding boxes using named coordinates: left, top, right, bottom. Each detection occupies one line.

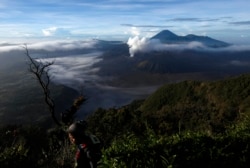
left=151, top=30, right=230, bottom=48
left=151, top=30, right=178, bottom=41
left=152, top=30, right=177, bottom=38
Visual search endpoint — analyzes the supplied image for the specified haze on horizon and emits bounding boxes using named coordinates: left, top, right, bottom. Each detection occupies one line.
left=0, top=0, right=250, bottom=45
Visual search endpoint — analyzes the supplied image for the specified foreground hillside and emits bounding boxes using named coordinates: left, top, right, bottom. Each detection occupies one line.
left=87, top=73, right=250, bottom=139
left=1, top=73, right=250, bottom=167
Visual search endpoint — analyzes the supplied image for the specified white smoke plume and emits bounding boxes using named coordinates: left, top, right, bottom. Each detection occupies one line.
left=127, top=36, right=205, bottom=57
left=127, top=36, right=150, bottom=57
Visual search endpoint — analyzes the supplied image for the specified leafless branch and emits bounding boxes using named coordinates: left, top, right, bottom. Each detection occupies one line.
left=23, top=45, right=61, bottom=126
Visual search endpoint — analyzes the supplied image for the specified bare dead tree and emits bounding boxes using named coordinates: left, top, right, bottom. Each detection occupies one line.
left=23, top=45, right=61, bottom=126
left=24, top=45, right=87, bottom=126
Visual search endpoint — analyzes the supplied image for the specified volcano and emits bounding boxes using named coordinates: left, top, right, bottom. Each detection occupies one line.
left=151, top=30, right=230, bottom=48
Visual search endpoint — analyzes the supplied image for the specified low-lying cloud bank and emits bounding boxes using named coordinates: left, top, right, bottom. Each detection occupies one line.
left=127, top=36, right=250, bottom=57
left=0, top=40, right=98, bottom=53
left=2, top=37, right=250, bottom=57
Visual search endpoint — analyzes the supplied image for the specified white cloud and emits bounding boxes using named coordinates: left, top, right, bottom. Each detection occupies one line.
left=36, top=53, right=103, bottom=90
left=0, top=40, right=98, bottom=53
left=0, top=44, right=20, bottom=52
left=28, top=40, right=97, bottom=51
left=215, top=44, right=250, bottom=52
left=42, top=27, right=58, bottom=36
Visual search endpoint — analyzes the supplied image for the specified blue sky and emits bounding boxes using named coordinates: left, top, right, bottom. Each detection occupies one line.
left=0, top=0, right=250, bottom=44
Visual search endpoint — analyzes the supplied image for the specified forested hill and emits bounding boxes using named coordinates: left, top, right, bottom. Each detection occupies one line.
left=87, top=73, right=250, bottom=141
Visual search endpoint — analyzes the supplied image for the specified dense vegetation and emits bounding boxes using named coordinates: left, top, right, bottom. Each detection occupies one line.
left=1, top=74, right=250, bottom=167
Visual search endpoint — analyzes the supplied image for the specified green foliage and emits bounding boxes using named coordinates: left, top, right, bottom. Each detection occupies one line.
left=99, top=129, right=175, bottom=168
left=136, top=74, right=250, bottom=134
left=1, top=122, right=250, bottom=167
left=2, top=74, right=250, bottom=167
left=0, top=137, right=29, bottom=167
left=99, top=125, right=250, bottom=168
left=87, top=74, right=250, bottom=140
left=0, top=125, right=74, bottom=168
left=85, top=73, right=250, bottom=167
left=87, top=100, right=146, bottom=145
left=0, top=125, right=47, bottom=167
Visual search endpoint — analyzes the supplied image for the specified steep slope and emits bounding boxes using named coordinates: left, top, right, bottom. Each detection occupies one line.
left=138, top=73, right=250, bottom=133
left=87, top=73, right=250, bottom=139
left=140, top=73, right=250, bottom=113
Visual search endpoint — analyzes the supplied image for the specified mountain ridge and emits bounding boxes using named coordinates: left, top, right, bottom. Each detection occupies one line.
left=151, top=29, right=230, bottom=47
